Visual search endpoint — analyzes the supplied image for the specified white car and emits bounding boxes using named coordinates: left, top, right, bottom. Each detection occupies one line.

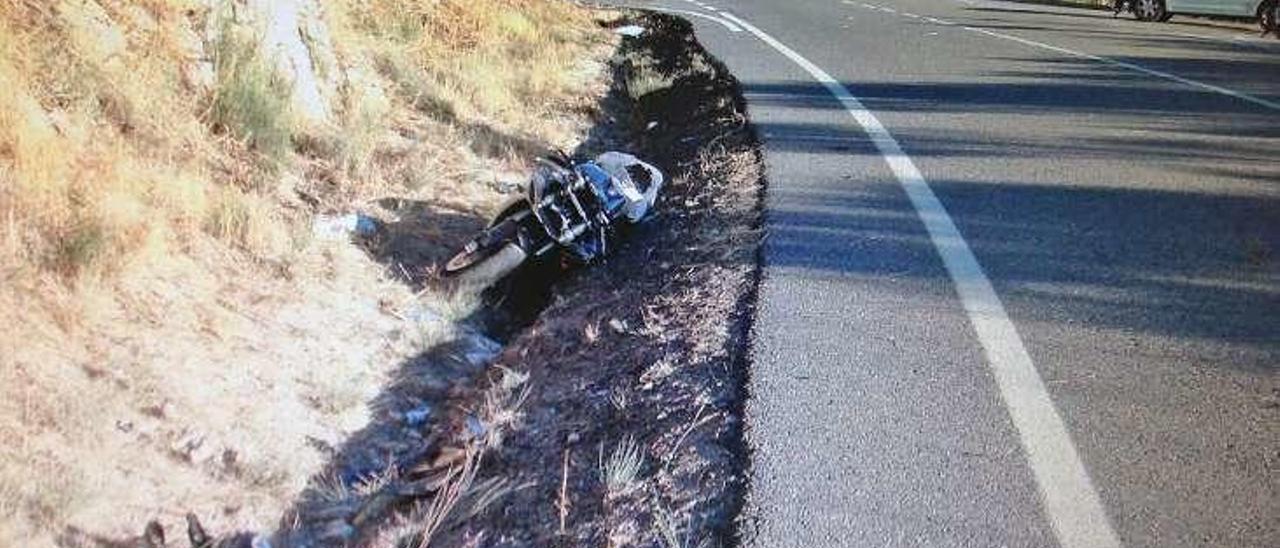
left=1129, top=0, right=1278, bottom=35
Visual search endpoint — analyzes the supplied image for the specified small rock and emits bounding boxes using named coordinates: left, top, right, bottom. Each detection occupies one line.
left=141, top=400, right=170, bottom=419
left=461, top=333, right=502, bottom=367
left=115, top=420, right=134, bottom=433
left=567, top=432, right=581, bottom=444
left=465, top=415, right=488, bottom=439
left=221, top=449, right=240, bottom=471
left=608, top=318, right=629, bottom=334
left=317, top=520, right=355, bottom=543
left=403, top=405, right=432, bottom=426
left=171, top=429, right=218, bottom=464
left=406, top=305, right=445, bottom=325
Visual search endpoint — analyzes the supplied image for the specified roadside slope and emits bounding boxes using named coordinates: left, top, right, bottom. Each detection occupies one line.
left=0, top=1, right=613, bottom=545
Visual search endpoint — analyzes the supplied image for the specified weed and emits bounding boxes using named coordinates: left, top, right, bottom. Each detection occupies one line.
left=626, top=71, right=676, bottom=101
left=210, top=16, right=294, bottom=163
left=203, top=187, right=287, bottom=257
left=337, top=75, right=392, bottom=175
left=370, top=368, right=534, bottom=547
left=609, top=389, right=629, bottom=411
left=52, top=221, right=107, bottom=277
left=599, top=436, right=645, bottom=495
left=653, top=503, right=709, bottom=548
left=311, top=472, right=353, bottom=504
left=354, top=462, right=401, bottom=497
left=477, top=367, right=530, bottom=450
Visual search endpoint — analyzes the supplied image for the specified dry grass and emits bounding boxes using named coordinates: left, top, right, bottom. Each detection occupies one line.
left=334, top=0, right=597, bottom=127
left=0, top=0, right=611, bottom=545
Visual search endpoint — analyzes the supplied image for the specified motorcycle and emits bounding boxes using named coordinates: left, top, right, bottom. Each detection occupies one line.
left=443, top=151, right=664, bottom=285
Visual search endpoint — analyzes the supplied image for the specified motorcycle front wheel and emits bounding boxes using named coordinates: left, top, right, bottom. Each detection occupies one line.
left=444, top=214, right=531, bottom=286
left=445, top=241, right=528, bottom=287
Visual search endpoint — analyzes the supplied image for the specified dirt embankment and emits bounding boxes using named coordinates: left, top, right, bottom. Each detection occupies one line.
left=182, top=12, right=763, bottom=548
left=0, top=1, right=614, bottom=546
left=3, top=4, right=761, bottom=546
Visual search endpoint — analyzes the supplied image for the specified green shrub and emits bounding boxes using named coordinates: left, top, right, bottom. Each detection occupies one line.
left=210, top=19, right=294, bottom=163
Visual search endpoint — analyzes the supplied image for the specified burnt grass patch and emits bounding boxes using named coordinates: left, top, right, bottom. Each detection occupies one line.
left=431, top=13, right=765, bottom=548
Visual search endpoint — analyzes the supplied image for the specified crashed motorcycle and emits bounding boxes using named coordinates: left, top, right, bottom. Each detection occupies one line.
left=443, top=152, right=663, bottom=285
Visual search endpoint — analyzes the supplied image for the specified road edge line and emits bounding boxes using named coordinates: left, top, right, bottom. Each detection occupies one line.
left=718, top=10, right=1125, bottom=548
left=651, top=7, right=743, bottom=32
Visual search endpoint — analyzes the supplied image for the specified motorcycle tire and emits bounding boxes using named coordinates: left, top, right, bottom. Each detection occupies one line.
left=445, top=241, right=528, bottom=287
left=1132, top=0, right=1167, bottom=21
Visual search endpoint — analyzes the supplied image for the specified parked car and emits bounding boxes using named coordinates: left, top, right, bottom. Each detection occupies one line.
left=1127, top=0, right=1278, bottom=36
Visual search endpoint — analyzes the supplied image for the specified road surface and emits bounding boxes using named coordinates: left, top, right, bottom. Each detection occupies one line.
left=616, top=0, right=1279, bottom=546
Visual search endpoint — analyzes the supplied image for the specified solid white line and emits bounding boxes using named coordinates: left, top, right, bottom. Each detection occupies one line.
left=718, top=10, right=1124, bottom=548
left=1152, top=29, right=1280, bottom=52
left=650, top=7, right=743, bottom=32
left=960, top=25, right=1280, bottom=111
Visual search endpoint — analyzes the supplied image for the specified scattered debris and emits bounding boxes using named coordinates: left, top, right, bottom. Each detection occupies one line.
left=615, top=24, right=646, bottom=37
left=312, top=212, right=377, bottom=240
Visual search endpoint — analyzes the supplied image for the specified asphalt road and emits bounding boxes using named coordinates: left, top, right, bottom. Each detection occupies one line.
left=616, top=1, right=1278, bottom=546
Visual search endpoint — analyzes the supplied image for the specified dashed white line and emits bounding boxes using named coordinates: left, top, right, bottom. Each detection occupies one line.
left=961, top=25, right=1280, bottom=111
left=844, top=7, right=1275, bottom=120
left=718, top=9, right=1125, bottom=548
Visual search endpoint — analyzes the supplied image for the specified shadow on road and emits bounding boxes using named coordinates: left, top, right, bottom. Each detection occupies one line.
left=766, top=177, right=1278, bottom=352
left=741, top=75, right=1278, bottom=360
